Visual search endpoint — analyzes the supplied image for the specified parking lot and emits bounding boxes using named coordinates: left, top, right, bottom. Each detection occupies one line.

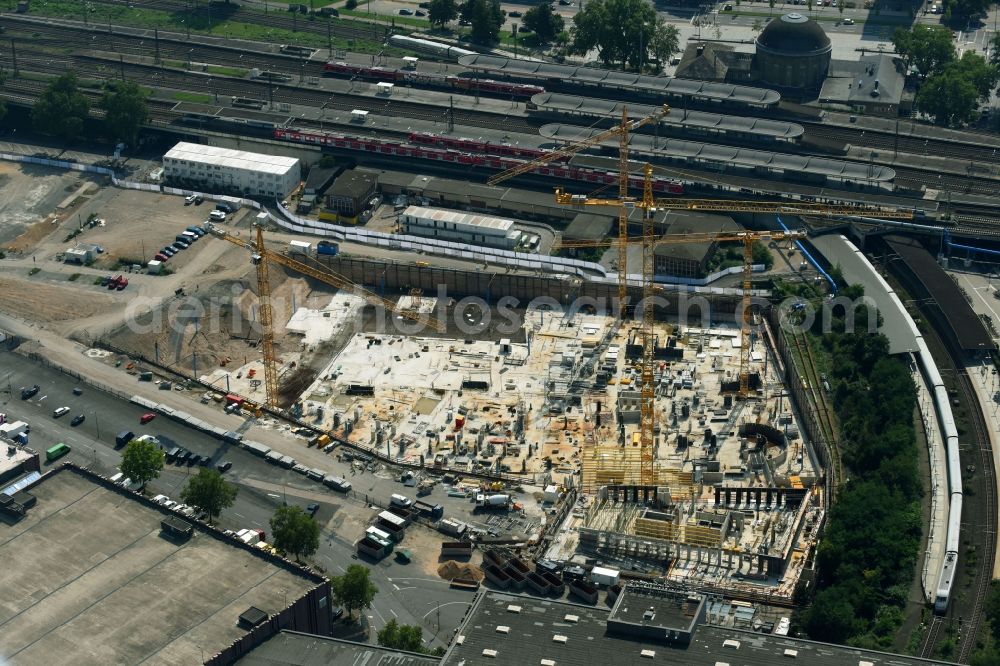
left=0, top=349, right=483, bottom=647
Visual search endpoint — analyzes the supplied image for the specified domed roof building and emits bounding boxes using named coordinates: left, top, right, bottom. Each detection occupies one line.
left=753, top=13, right=831, bottom=90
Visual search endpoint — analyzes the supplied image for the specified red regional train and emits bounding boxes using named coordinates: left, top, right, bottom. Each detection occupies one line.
left=273, top=128, right=685, bottom=195
left=323, top=61, right=544, bottom=98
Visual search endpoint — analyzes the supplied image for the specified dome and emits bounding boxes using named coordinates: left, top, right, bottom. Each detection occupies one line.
left=756, top=13, right=830, bottom=54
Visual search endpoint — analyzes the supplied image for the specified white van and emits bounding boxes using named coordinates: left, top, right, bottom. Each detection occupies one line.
left=209, top=210, right=227, bottom=221
left=110, top=472, right=124, bottom=484
left=390, top=493, right=413, bottom=508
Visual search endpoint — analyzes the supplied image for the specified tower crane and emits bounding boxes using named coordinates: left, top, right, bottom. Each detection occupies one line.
left=488, top=104, right=670, bottom=310
left=484, top=104, right=915, bottom=486
left=206, top=223, right=446, bottom=409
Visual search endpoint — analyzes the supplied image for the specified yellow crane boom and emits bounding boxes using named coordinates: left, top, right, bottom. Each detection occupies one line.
left=208, top=223, right=446, bottom=408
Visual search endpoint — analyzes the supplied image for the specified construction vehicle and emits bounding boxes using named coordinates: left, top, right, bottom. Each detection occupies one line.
left=486, top=108, right=915, bottom=488
left=206, top=223, right=447, bottom=409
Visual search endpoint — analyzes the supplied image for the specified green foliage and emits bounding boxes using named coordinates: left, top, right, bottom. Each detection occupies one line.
left=797, top=325, right=921, bottom=649
left=120, top=438, right=165, bottom=488
left=985, top=581, right=1000, bottom=644
left=318, top=154, right=336, bottom=168
left=377, top=619, right=426, bottom=652
left=180, top=468, right=238, bottom=523
left=523, top=3, right=563, bottom=43
left=270, top=504, right=320, bottom=560
left=32, top=73, right=90, bottom=142
left=751, top=240, right=773, bottom=270
left=916, top=52, right=997, bottom=126
left=466, top=0, right=504, bottom=44
left=649, top=18, right=679, bottom=71
left=101, top=80, right=149, bottom=148
left=943, top=0, right=991, bottom=20
left=891, top=25, right=955, bottom=76
left=428, top=0, right=457, bottom=27
left=331, top=564, right=378, bottom=618
left=992, top=32, right=1000, bottom=68
left=345, top=0, right=358, bottom=8
left=570, top=0, right=656, bottom=70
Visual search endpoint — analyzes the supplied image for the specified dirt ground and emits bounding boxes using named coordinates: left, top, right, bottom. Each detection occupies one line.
left=0, top=275, right=120, bottom=323
left=0, top=162, right=99, bottom=249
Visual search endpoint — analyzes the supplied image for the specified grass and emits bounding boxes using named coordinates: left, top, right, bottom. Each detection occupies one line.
left=339, top=7, right=428, bottom=27
left=21, top=0, right=393, bottom=54
left=173, top=91, right=213, bottom=103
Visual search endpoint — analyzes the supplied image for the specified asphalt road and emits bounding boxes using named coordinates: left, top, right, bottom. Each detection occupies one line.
left=0, top=350, right=473, bottom=648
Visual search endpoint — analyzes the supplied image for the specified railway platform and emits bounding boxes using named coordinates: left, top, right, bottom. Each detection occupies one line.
left=964, top=361, right=1000, bottom=579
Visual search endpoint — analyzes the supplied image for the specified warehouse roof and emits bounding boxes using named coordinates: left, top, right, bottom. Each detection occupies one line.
left=656, top=212, right=740, bottom=263
left=564, top=212, right=614, bottom=241
left=540, top=124, right=896, bottom=183
left=164, top=141, right=299, bottom=176
left=237, top=631, right=438, bottom=665
left=404, top=205, right=515, bottom=232
left=531, top=93, right=804, bottom=139
left=327, top=170, right=378, bottom=200
left=884, top=235, right=994, bottom=352
left=441, top=591, right=958, bottom=666
left=0, top=466, right=323, bottom=666
left=458, top=55, right=781, bottom=106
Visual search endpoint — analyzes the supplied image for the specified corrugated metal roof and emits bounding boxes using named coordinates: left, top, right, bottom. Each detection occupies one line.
left=404, top=205, right=515, bottom=232
left=164, top=141, right=299, bottom=176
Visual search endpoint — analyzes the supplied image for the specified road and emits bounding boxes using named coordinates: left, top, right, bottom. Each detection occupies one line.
left=0, top=350, right=473, bottom=648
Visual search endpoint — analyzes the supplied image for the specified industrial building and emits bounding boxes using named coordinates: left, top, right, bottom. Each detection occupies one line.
left=653, top=212, right=740, bottom=279
left=163, top=141, right=301, bottom=198
left=323, top=170, right=379, bottom=223
left=0, top=465, right=332, bottom=666
left=820, top=54, right=908, bottom=117
left=400, top=205, right=527, bottom=250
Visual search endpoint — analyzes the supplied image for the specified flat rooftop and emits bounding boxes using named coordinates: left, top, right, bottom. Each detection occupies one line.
left=403, top=205, right=515, bottom=232
left=442, top=591, right=958, bottom=666
left=164, top=141, right=299, bottom=176
left=237, top=631, right=438, bottom=665
left=0, top=467, right=321, bottom=666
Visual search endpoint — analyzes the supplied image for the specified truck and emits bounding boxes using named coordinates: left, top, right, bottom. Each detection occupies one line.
left=317, top=240, right=339, bottom=257
left=475, top=493, right=511, bottom=510
left=413, top=500, right=444, bottom=520
left=242, top=440, right=272, bottom=457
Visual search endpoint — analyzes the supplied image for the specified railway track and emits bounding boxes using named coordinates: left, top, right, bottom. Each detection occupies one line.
left=804, top=122, right=1000, bottom=165
left=788, top=329, right=842, bottom=501
left=954, top=371, right=997, bottom=664
left=920, top=616, right=945, bottom=659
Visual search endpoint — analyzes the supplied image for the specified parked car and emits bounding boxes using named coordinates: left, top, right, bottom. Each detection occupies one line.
left=70, top=414, right=86, bottom=426
left=154, top=253, right=169, bottom=262
left=53, top=406, right=71, bottom=418
left=415, top=9, right=425, bottom=15
left=21, top=385, right=39, bottom=399
left=185, top=194, right=197, bottom=205
left=193, top=195, right=204, bottom=205
left=307, top=503, right=320, bottom=516
left=398, top=7, right=413, bottom=14
left=116, top=277, right=128, bottom=291
left=217, top=460, right=233, bottom=472
left=140, top=412, right=156, bottom=424
left=170, top=244, right=186, bottom=253
left=152, top=494, right=170, bottom=504
left=508, top=9, right=522, bottom=16
left=842, top=17, right=854, bottom=23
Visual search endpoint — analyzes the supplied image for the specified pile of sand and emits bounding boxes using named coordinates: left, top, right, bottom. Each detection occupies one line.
left=438, top=561, right=484, bottom=581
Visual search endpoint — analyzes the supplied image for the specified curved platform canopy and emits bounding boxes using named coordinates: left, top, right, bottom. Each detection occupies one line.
left=540, top=124, right=895, bottom=183
left=530, top=93, right=804, bottom=140
left=458, top=54, right=781, bottom=107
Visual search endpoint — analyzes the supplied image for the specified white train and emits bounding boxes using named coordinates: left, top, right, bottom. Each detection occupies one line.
left=847, top=241, right=961, bottom=614
left=387, top=35, right=477, bottom=61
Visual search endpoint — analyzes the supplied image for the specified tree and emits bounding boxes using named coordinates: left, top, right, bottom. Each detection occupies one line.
left=751, top=18, right=763, bottom=34
left=331, top=564, right=378, bottom=619
left=992, top=32, right=1000, bottom=68
left=427, top=0, right=457, bottom=28
left=523, top=3, right=564, bottom=43
left=270, top=505, right=320, bottom=560
left=570, top=0, right=656, bottom=70
left=377, top=619, right=425, bottom=652
left=458, top=0, right=475, bottom=23
left=891, top=25, right=955, bottom=76
left=32, top=73, right=89, bottom=142
left=100, top=80, right=149, bottom=149
left=468, top=0, right=504, bottom=44
left=180, top=468, right=238, bottom=523
left=119, top=438, right=164, bottom=489
left=916, top=52, right=998, bottom=126
left=649, top=18, right=680, bottom=70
